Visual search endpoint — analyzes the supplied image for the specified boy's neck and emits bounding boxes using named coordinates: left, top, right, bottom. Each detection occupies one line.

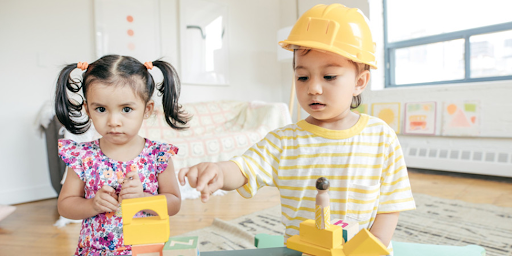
left=305, top=111, right=361, bottom=131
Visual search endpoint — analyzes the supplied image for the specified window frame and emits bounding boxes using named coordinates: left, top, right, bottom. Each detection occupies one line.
left=383, top=0, right=512, bottom=88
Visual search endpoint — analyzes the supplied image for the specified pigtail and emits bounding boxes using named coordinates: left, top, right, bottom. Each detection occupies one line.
left=152, top=60, right=189, bottom=130
left=54, top=64, right=90, bottom=134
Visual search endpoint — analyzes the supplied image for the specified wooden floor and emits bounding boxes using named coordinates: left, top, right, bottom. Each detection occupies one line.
left=1, top=168, right=511, bottom=256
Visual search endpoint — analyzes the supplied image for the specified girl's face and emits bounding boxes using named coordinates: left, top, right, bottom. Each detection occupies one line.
left=84, top=83, right=153, bottom=146
left=294, top=50, right=369, bottom=129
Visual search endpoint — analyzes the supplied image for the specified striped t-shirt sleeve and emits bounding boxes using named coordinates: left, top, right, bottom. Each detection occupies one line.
left=378, top=136, right=416, bottom=213
left=231, top=130, right=282, bottom=198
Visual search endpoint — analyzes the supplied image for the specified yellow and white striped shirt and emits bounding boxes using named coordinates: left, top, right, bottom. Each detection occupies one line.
left=231, top=114, right=416, bottom=240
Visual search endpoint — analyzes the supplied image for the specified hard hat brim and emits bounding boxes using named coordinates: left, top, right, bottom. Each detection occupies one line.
left=279, top=40, right=377, bottom=69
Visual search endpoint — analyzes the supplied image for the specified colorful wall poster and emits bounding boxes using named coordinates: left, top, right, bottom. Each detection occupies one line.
left=372, top=102, right=401, bottom=133
left=403, top=102, right=437, bottom=135
left=441, top=100, right=480, bottom=136
left=352, top=103, right=368, bottom=115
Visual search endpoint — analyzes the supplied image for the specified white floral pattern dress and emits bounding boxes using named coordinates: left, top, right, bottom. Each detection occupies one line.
left=58, top=138, right=178, bottom=256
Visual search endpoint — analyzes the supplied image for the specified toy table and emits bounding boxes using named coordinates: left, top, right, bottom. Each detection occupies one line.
left=202, top=243, right=486, bottom=256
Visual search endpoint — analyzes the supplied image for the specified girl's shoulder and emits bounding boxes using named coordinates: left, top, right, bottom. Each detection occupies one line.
left=58, top=138, right=100, bottom=153
left=143, top=138, right=179, bottom=156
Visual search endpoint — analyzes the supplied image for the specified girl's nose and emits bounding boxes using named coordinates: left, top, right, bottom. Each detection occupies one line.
left=108, top=113, right=122, bottom=127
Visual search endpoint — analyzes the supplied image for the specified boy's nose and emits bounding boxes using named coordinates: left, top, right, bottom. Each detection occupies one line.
left=308, top=79, right=323, bottom=95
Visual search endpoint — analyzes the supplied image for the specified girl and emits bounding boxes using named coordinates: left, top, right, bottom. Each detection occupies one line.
left=55, top=55, right=189, bottom=255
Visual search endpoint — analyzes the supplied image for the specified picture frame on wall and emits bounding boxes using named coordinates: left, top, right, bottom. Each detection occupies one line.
left=403, top=101, right=437, bottom=135
left=94, top=0, right=161, bottom=62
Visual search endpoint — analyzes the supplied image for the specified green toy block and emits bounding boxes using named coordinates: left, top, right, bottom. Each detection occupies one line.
left=163, top=236, right=199, bottom=256
left=393, top=241, right=486, bottom=256
left=254, top=233, right=285, bottom=248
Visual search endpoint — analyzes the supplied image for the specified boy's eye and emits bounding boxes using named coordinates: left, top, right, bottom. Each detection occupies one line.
left=297, top=76, right=309, bottom=82
left=324, top=75, right=337, bottom=81
left=122, top=107, right=132, bottom=113
left=95, top=107, right=106, bottom=113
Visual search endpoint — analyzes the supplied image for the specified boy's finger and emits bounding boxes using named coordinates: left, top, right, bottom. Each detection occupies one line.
left=206, top=179, right=222, bottom=196
left=178, top=167, right=190, bottom=185
left=196, top=170, right=217, bottom=191
left=200, top=189, right=211, bottom=203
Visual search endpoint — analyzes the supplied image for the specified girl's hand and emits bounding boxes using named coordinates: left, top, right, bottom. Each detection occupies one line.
left=178, top=162, right=224, bottom=203
left=119, top=170, right=145, bottom=202
left=92, top=185, right=119, bottom=214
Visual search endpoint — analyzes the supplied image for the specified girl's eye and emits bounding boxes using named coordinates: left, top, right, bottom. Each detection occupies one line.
left=297, top=76, right=309, bottom=82
left=324, top=75, right=337, bottom=81
left=96, top=107, right=106, bottom=113
left=122, top=107, right=132, bottom=113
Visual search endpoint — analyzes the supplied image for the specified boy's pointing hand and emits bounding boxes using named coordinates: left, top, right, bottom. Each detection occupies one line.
left=178, top=162, right=224, bottom=203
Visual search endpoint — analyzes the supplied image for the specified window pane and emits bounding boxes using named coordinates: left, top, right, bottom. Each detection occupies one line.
left=395, top=39, right=464, bottom=85
left=471, top=30, right=512, bottom=78
left=387, top=0, right=512, bottom=42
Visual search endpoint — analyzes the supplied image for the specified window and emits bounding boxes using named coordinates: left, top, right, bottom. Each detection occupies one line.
left=383, top=0, right=512, bottom=87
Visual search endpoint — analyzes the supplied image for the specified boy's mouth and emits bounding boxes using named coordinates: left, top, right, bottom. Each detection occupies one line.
left=309, top=102, right=326, bottom=110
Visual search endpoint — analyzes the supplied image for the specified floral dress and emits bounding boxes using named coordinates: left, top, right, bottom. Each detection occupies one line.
left=58, top=138, right=178, bottom=256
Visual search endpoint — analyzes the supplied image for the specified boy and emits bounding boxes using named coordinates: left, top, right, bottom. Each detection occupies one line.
left=178, top=3, right=415, bottom=252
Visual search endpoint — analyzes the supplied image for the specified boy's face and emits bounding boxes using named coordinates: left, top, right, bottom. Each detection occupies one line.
left=294, top=50, right=369, bottom=126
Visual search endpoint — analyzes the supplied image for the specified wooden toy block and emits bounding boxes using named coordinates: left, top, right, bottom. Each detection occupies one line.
left=122, top=195, right=170, bottom=245
left=332, top=219, right=359, bottom=243
left=299, top=219, right=344, bottom=248
left=163, top=236, right=199, bottom=256
left=254, top=233, right=284, bottom=248
left=343, top=229, right=390, bottom=256
left=131, top=243, right=165, bottom=256
left=287, top=235, right=345, bottom=256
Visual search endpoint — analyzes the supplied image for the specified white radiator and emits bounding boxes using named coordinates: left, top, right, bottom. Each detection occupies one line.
left=398, top=135, right=512, bottom=178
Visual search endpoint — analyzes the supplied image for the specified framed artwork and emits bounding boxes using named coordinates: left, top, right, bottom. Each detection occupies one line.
left=94, top=0, right=161, bottom=62
left=441, top=100, right=480, bottom=136
left=403, top=102, right=437, bottom=135
left=372, top=102, right=401, bottom=133
left=180, top=0, right=230, bottom=85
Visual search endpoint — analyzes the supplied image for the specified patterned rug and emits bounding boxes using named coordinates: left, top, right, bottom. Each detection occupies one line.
left=178, top=193, right=512, bottom=256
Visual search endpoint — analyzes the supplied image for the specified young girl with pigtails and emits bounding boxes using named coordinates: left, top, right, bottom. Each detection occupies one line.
left=55, top=55, right=189, bottom=255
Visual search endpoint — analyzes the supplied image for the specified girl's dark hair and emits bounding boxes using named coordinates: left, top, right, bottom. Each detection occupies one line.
left=55, top=55, right=189, bottom=134
left=293, top=49, right=369, bottom=110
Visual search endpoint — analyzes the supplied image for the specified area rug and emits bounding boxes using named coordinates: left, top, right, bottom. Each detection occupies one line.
left=178, top=193, right=512, bottom=256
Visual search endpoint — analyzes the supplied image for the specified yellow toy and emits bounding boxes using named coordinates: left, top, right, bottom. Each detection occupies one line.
left=122, top=195, right=170, bottom=246
left=287, top=177, right=391, bottom=256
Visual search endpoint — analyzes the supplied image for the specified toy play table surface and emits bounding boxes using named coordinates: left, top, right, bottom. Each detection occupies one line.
left=202, top=247, right=302, bottom=256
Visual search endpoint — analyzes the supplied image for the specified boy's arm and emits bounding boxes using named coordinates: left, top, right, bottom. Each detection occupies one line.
left=58, top=167, right=119, bottom=219
left=369, top=212, right=400, bottom=247
left=178, top=161, right=247, bottom=202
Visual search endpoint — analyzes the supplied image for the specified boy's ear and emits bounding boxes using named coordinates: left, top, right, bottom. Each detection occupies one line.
left=144, top=100, right=155, bottom=119
left=354, top=70, right=370, bottom=96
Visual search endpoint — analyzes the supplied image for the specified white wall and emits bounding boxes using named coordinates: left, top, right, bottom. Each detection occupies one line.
left=0, top=0, right=284, bottom=205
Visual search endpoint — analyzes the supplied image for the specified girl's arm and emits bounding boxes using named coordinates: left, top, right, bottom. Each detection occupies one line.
left=58, top=167, right=119, bottom=219
left=369, top=212, right=400, bottom=247
left=156, top=157, right=182, bottom=216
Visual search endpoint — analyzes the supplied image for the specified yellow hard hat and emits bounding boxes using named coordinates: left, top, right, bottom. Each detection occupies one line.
left=279, top=4, right=377, bottom=69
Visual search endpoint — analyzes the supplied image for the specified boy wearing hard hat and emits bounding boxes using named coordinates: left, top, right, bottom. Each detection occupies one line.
left=179, top=4, right=415, bottom=253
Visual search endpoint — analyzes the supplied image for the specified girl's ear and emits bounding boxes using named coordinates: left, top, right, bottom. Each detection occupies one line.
left=83, top=101, right=90, bottom=116
left=144, top=100, right=155, bottom=119
left=353, top=70, right=370, bottom=96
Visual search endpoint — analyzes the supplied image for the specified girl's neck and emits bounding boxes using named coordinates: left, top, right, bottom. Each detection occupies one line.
left=99, top=136, right=146, bottom=162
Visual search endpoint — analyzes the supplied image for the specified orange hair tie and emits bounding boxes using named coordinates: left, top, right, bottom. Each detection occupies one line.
left=77, top=62, right=88, bottom=71
left=144, top=62, right=154, bottom=70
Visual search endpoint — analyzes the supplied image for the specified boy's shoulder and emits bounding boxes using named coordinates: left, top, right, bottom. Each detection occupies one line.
left=363, top=114, right=398, bottom=137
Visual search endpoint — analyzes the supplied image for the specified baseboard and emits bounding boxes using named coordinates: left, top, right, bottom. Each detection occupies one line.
left=399, top=135, right=512, bottom=178
left=0, top=184, right=57, bottom=205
